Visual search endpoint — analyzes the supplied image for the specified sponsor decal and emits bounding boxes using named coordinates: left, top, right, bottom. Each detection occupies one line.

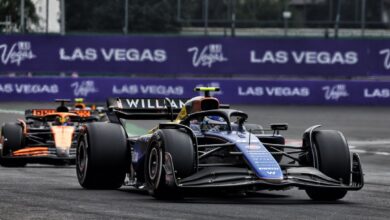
left=70, top=80, right=98, bottom=97
left=0, top=41, right=36, bottom=66
left=112, top=84, right=183, bottom=96
left=322, top=84, right=349, bottom=100
left=2, top=76, right=390, bottom=105
left=258, top=167, right=281, bottom=170
left=250, top=50, right=358, bottom=65
left=188, top=44, right=228, bottom=68
left=250, top=51, right=288, bottom=64
left=0, top=83, right=58, bottom=94
left=0, top=83, right=13, bottom=93
left=59, top=47, right=167, bottom=62
left=379, top=49, right=390, bottom=70
left=245, top=143, right=261, bottom=151
left=364, top=88, right=390, bottom=98
left=238, top=86, right=309, bottom=97
left=119, top=98, right=186, bottom=109
left=131, top=151, right=139, bottom=163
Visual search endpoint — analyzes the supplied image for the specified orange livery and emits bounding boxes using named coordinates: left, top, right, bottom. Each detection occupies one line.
left=0, top=99, right=103, bottom=167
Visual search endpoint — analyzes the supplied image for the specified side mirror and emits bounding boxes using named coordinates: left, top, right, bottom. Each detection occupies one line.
left=270, top=123, right=288, bottom=131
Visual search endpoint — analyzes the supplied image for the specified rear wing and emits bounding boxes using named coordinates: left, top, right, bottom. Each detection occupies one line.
left=25, top=109, right=93, bottom=118
left=25, top=109, right=100, bottom=123
left=106, top=98, right=187, bottom=121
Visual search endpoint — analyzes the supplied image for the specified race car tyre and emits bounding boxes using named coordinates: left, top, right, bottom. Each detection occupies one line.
left=145, top=129, right=196, bottom=199
left=244, top=124, right=264, bottom=134
left=305, top=130, right=351, bottom=201
left=76, top=122, right=127, bottom=189
left=0, top=123, right=27, bottom=167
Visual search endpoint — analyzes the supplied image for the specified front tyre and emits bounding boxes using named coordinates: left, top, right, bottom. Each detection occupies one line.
left=76, top=122, right=128, bottom=189
left=145, top=129, right=196, bottom=199
left=0, top=123, right=26, bottom=167
left=305, top=130, right=351, bottom=201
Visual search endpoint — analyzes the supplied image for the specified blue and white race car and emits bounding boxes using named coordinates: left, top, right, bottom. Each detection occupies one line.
left=75, top=87, right=363, bottom=201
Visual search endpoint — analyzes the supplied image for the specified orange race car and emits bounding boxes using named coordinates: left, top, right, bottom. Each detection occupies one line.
left=0, top=99, right=103, bottom=167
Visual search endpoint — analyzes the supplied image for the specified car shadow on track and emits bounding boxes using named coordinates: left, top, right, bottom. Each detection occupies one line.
left=176, top=197, right=353, bottom=206
left=118, top=187, right=354, bottom=205
left=24, top=165, right=75, bottom=169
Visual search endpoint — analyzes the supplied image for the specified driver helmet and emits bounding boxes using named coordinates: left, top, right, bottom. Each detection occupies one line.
left=203, top=115, right=226, bottom=124
left=74, top=98, right=86, bottom=110
left=55, top=116, right=70, bottom=125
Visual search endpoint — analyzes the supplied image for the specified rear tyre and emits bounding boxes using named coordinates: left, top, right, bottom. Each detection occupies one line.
left=305, top=130, right=351, bottom=201
left=76, top=122, right=128, bottom=189
left=145, top=129, right=196, bottom=199
left=0, top=123, right=27, bottom=167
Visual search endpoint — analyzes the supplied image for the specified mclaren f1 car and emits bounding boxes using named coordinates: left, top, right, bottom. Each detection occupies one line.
left=75, top=87, right=363, bottom=201
left=0, top=99, right=102, bottom=167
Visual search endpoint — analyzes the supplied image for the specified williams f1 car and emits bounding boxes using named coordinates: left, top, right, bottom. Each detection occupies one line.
left=0, top=99, right=102, bottom=167
left=76, top=87, right=363, bottom=201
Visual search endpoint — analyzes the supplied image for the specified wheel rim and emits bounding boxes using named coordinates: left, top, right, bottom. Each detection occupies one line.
left=148, top=143, right=162, bottom=183
left=77, top=137, right=88, bottom=180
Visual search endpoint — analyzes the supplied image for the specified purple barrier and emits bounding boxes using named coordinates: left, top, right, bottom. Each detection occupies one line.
left=1, top=35, right=390, bottom=76
left=0, top=77, right=390, bottom=105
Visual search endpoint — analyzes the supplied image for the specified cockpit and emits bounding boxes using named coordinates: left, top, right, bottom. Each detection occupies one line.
left=182, top=109, right=248, bottom=134
left=189, top=115, right=229, bottom=133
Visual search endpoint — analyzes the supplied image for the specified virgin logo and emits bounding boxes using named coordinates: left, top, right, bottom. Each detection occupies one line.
left=380, top=49, right=390, bottom=69
left=322, top=84, right=349, bottom=101
left=0, top=41, right=36, bottom=66
left=188, top=44, right=228, bottom=68
left=70, top=81, right=98, bottom=97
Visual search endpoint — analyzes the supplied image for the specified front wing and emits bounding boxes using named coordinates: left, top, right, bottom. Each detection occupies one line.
left=164, top=152, right=364, bottom=191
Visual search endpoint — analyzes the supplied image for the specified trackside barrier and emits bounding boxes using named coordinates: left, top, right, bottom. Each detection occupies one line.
left=0, top=77, right=390, bottom=105
left=1, top=35, right=390, bottom=77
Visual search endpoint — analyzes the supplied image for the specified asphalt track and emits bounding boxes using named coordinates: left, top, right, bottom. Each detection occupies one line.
left=0, top=103, right=389, bottom=219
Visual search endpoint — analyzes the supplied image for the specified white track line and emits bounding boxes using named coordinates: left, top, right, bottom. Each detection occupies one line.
left=350, top=149, right=390, bottom=156
left=349, top=140, right=390, bottom=146
left=286, top=139, right=390, bottom=157
left=0, top=109, right=24, bottom=115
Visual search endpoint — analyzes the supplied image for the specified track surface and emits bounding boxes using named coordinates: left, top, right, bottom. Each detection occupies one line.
left=0, top=103, right=389, bottom=219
